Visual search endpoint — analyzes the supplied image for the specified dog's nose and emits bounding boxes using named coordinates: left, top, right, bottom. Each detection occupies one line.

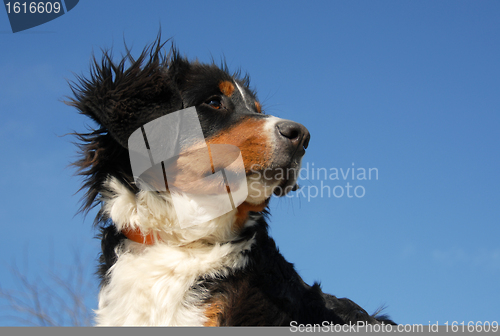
left=276, top=121, right=310, bottom=154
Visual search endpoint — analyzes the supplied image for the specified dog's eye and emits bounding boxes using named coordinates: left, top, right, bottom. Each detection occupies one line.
left=205, top=97, right=223, bottom=110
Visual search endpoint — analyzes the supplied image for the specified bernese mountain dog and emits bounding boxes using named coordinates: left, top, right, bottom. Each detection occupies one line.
left=69, top=37, right=395, bottom=326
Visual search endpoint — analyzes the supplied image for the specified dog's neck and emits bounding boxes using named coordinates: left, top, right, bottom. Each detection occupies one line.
left=120, top=200, right=267, bottom=245
left=101, top=176, right=267, bottom=246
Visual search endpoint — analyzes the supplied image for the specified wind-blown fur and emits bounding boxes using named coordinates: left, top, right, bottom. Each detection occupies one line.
left=69, top=36, right=395, bottom=326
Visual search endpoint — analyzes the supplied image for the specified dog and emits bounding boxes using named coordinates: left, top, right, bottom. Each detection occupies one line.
left=69, top=37, right=395, bottom=326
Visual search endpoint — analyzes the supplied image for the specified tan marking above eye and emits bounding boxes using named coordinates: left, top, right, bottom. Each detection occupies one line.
left=218, top=81, right=235, bottom=97
left=255, top=101, right=262, bottom=113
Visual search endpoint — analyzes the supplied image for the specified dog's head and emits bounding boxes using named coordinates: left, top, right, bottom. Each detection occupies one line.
left=70, top=39, right=309, bottom=241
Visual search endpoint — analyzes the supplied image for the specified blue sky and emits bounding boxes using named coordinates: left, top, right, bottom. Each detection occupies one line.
left=1, top=0, right=499, bottom=326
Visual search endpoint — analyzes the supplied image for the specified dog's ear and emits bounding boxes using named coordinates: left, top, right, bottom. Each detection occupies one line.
left=69, top=41, right=184, bottom=148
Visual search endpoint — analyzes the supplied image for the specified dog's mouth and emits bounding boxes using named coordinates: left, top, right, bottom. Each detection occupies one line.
left=271, top=158, right=303, bottom=197
left=246, top=152, right=304, bottom=198
left=273, top=179, right=299, bottom=196
left=246, top=130, right=308, bottom=199
left=271, top=130, right=308, bottom=197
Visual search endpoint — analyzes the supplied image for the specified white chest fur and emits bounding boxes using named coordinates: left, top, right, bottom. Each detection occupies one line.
left=95, top=238, right=253, bottom=326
